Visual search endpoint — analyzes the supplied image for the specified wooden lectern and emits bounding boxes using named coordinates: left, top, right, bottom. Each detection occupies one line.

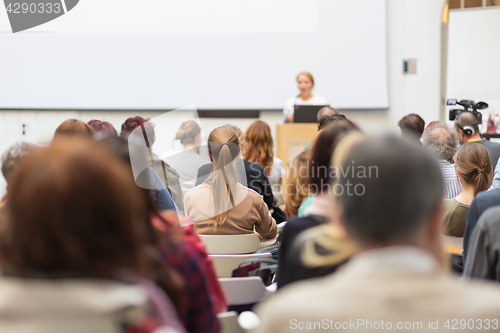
left=276, top=123, right=317, bottom=168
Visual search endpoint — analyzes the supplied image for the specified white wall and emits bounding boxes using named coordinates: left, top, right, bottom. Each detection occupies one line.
left=0, top=0, right=448, bottom=195
left=447, top=7, right=500, bottom=120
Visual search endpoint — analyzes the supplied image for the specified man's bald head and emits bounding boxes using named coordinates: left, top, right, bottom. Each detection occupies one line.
left=456, top=112, right=481, bottom=143
left=457, top=112, right=480, bottom=133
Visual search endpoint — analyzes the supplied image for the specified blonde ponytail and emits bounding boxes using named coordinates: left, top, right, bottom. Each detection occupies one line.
left=207, top=127, right=240, bottom=228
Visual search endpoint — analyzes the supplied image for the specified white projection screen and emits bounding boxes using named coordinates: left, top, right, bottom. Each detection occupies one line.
left=0, top=0, right=388, bottom=110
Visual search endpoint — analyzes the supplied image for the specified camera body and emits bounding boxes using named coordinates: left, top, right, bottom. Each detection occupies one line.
left=448, top=99, right=488, bottom=123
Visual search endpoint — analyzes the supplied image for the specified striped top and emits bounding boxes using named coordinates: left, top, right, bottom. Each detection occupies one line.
left=438, top=159, right=462, bottom=199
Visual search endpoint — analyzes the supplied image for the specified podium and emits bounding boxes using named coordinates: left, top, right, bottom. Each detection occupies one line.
left=276, top=123, right=317, bottom=167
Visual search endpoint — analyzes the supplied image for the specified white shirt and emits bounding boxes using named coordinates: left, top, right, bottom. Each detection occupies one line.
left=438, top=159, right=462, bottom=199
left=283, top=95, right=329, bottom=122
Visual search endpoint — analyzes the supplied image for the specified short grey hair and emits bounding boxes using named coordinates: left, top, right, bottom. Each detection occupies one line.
left=1, top=142, right=37, bottom=182
left=421, top=122, right=458, bottom=161
left=338, top=136, right=443, bottom=245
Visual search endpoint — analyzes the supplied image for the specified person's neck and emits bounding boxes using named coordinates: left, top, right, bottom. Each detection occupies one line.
left=299, top=92, right=313, bottom=101
left=467, top=134, right=482, bottom=142
left=183, top=143, right=200, bottom=154
left=455, top=185, right=475, bottom=206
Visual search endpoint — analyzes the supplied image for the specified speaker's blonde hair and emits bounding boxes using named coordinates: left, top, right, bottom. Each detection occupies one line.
left=296, top=71, right=315, bottom=87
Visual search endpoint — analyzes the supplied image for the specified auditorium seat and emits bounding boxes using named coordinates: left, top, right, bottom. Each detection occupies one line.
left=218, top=277, right=276, bottom=306
left=198, top=234, right=276, bottom=254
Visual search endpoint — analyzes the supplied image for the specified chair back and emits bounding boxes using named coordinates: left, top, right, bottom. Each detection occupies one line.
left=199, top=234, right=275, bottom=254
left=218, top=277, right=276, bottom=306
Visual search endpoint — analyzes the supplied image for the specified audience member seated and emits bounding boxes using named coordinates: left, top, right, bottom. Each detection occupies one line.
left=463, top=187, right=500, bottom=263
left=0, top=142, right=37, bottom=208
left=456, top=112, right=500, bottom=170
left=196, top=125, right=284, bottom=222
left=166, top=120, right=208, bottom=196
left=490, top=159, right=500, bottom=189
left=303, top=113, right=355, bottom=152
left=184, top=126, right=277, bottom=239
left=316, top=106, right=339, bottom=123
left=463, top=205, right=500, bottom=282
left=398, top=113, right=425, bottom=142
left=254, top=136, right=500, bottom=333
left=422, top=121, right=462, bottom=199
left=278, top=131, right=364, bottom=288
left=54, top=118, right=94, bottom=138
left=0, top=138, right=185, bottom=333
left=444, top=142, right=492, bottom=237
left=87, top=119, right=118, bottom=136
left=317, top=113, right=353, bottom=132
left=283, top=150, right=312, bottom=218
left=298, top=121, right=361, bottom=217
left=243, top=120, right=285, bottom=196
left=120, top=116, right=181, bottom=213
left=98, top=136, right=224, bottom=333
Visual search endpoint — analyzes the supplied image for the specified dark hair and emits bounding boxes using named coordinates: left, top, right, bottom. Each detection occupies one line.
left=54, top=119, right=93, bottom=138
left=2, top=139, right=146, bottom=279
left=456, top=112, right=480, bottom=136
left=120, top=116, right=156, bottom=147
left=454, top=142, right=492, bottom=196
left=338, top=136, right=443, bottom=245
left=398, top=114, right=425, bottom=139
left=318, top=114, right=355, bottom=131
left=316, top=106, right=339, bottom=122
left=87, top=119, right=118, bottom=136
left=309, top=121, right=360, bottom=193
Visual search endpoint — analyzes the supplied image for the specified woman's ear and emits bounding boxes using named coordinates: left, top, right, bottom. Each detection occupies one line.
left=209, top=152, right=213, bottom=163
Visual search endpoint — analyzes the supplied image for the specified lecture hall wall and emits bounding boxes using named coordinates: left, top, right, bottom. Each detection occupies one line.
left=0, top=0, right=447, bottom=193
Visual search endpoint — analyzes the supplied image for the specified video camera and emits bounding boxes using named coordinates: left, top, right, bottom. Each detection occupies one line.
left=447, top=99, right=488, bottom=123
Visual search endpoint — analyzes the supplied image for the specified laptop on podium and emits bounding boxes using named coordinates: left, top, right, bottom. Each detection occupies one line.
left=293, top=105, right=329, bottom=123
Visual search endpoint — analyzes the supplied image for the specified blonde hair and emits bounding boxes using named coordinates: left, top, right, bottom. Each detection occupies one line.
left=301, top=132, right=366, bottom=268
left=175, top=120, right=201, bottom=146
left=224, top=124, right=245, bottom=148
left=207, top=126, right=240, bottom=228
left=283, top=150, right=312, bottom=217
left=296, top=71, right=315, bottom=87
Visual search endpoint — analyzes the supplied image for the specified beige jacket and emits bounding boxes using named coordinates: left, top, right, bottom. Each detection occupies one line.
left=184, top=182, right=277, bottom=239
left=254, top=246, right=500, bottom=332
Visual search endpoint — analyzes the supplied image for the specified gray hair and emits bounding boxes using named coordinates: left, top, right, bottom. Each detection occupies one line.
left=421, top=122, right=458, bottom=161
left=1, top=142, right=37, bottom=182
